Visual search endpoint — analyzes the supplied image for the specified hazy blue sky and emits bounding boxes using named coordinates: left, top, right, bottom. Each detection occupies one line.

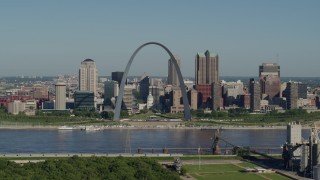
left=0, top=0, right=319, bottom=77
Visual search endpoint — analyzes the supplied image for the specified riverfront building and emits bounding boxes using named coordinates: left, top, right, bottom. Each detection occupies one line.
left=79, top=59, right=97, bottom=95
left=74, top=91, right=95, bottom=110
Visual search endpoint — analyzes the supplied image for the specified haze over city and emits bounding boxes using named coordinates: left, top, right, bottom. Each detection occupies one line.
left=0, top=0, right=319, bottom=77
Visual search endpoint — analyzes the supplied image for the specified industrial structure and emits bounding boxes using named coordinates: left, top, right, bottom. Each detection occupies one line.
left=282, top=122, right=320, bottom=179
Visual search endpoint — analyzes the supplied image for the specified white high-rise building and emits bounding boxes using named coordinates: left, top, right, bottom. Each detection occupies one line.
left=55, top=82, right=66, bottom=110
left=79, top=59, right=98, bottom=95
left=147, top=92, right=154, bottom=109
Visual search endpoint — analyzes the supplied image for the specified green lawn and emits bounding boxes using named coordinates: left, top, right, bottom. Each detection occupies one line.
left=184, top=163, right=290, bottom=180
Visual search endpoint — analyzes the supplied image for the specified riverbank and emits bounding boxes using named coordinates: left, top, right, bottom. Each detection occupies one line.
left=0, top=123, right=312, bottom=130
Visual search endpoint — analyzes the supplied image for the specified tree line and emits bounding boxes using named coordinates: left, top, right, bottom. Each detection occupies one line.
left=0, top=156, right=180, bottom=180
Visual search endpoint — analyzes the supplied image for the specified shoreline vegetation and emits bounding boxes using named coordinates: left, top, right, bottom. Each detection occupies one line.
left=1, top=108, right=319, bottom=130
left=0, top=122, right=313, bottom=130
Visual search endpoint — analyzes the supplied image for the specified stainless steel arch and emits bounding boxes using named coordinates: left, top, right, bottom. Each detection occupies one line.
left=113, top=42, right=192, bottom=121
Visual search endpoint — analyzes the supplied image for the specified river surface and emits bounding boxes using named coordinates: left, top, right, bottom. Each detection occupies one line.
left=0, top=129, right=311, bottom=154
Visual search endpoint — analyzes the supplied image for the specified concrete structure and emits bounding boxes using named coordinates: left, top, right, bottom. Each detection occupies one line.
left=8, top=100, right=36, bottom=115
left=8, top=100, right=25, bottom=115
left=249, top=78, right=261, bottom=111
left=79, top=59, right=97, bottom=95
left=122, top=87, right=133, bottom=114
left=168, top=56, right=180, bottom=86
left=55, top=82, right=66, bottom=110
left=114, top=42, right=191, bottom=121
left=195, top=50, right=219, bottom=85
left=74, top=91, right=95, bottom=110
left=287, top=122, right=302, bottom=156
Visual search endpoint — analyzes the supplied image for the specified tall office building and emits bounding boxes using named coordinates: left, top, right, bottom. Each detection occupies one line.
left=112, top=71, right=126, bottom=87
left=195, top=50, right=219, bottom=109
left=195, top=50, right=219, bottom=85
left=55, top=82, right=66, bottom=110
left=285, top=82, right=298, bottom=109
left=79, top=59, right=97, bottom=95
left=259, top=63, right=281, bottom=100
left=249, top=78, right=261, bottom=111
left=168, top=56, right=181, bottom=86
left=259, top=63, right=280, bottom=77
left=139, top=75, right=150, bottom=102
left=297, top=83, right=307, bottom=99
left=104, top=80, right=117, bottom=110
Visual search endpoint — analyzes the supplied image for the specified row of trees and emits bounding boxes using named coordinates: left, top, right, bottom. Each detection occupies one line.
left=0, top=156, right=180, bottom=180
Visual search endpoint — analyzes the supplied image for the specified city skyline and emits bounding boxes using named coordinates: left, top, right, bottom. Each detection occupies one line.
left=0, top=1, right=319, bottom=77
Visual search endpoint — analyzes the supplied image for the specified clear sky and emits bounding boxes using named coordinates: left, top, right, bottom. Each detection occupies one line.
left=0, top=0, right=319, bottom=77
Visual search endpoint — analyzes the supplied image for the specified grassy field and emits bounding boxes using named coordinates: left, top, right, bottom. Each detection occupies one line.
left=184, top=162, right=290, bottom=180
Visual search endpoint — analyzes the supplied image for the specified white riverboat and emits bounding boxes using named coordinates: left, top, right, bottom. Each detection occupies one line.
left=58, top=126, right=74, bottom=130
left=81, top=125, right=101, bottom=131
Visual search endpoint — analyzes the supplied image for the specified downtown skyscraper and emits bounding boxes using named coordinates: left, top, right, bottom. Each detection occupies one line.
left=167, top=56, right=181, bottom=86
left=195, top=50, right=220, bottom=110
left=79, top=59, right=98, bottom=95
left=259, top=63, right=281, bottom=100
left=195, top=50, right=219, bottom=85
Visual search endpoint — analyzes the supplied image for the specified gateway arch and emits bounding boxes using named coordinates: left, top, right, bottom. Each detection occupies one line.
left=113, top=42, right=192, bottom=121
